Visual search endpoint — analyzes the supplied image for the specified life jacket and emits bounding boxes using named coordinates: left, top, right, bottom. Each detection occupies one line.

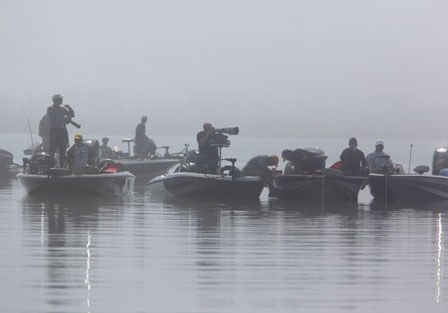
left=330, top=160, right=342, bottom=170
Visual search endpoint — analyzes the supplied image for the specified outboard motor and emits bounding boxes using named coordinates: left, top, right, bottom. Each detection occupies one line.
left=432, top=147, right=448, bottom=175
left=29, top=152, right=52, bottom=174
left=178, top=150, right=198, bottom=172
left=84, top=139, right=100, bottom=166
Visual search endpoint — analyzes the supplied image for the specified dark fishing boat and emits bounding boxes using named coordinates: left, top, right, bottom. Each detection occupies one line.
left=368, top=147, right=448, bottom=203
left=0, top=149, right=16, bottom=178
left=147, top=172, right=264, bottom=200
left=367, top=173, right=448, bottom=203
left=271, top=170, right=365, bottom=203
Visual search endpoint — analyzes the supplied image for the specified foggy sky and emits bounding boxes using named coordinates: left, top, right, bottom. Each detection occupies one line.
left=1, top=0, right=447, bottom=140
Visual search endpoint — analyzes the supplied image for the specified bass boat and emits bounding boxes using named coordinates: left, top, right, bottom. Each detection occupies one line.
left=368, top=158, right=448, bottom=203
left=271, top=169, right=365, bottom=203
left=18, top=140, right=135, bottom=196
left=103, top=139, right=183, bottom=183
left=147, top=158, right=265, bottom=200
left=271, top=147, right=365, bottom=203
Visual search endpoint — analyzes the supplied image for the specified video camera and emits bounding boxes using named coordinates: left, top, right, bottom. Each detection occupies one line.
left=210, top=127, right=239, bottom=147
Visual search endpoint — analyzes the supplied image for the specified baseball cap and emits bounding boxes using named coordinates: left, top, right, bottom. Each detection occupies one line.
left=375, top=140, right=384, bottom=146
left=52, top=94, right=64, bottom=101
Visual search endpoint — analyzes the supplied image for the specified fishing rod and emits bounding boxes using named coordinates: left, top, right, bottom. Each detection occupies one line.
left=408, top=144, right=413, bottom=174
left=27, top=119, right=35, bottom=148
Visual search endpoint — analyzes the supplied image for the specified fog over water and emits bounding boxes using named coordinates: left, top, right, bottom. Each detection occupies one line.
left=1, top=0, right=448, bottom=140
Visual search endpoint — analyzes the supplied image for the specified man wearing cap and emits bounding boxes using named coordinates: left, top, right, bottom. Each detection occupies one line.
left=100, top=137, right=114, bottom=159
left=365, top=140, right=394, bottom=174
left=281, top=149, right=308, bottom=174
left=47, top=94, right=75, bottom=167
left=242, top=155, right=279, bottom=188
left=340, top=137, right=368, bottom=176
left=135, top=116, right=156, bottom=157
left=66, top=134, right=96, bottom=174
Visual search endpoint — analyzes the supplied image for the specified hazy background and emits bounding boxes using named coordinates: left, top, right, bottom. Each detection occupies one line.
left=1, top=0, right=447, bottom=140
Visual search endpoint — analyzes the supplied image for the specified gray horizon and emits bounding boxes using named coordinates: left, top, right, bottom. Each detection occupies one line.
left=1, top=0, right=447, bottom=140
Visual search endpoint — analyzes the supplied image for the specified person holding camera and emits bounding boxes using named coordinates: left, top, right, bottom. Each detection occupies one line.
left=196, top=122, right=220, bottom=174
left=47, top=94, right=75, bottom=167
left=365, top=140, right=393, bottom=174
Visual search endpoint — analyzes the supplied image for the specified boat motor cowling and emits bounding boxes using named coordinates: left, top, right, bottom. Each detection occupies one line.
left=29, top=152, right=53, bottom=174
left=432, top=147, right=448, bottom=175
left=83, top=139, right=100, bottom=165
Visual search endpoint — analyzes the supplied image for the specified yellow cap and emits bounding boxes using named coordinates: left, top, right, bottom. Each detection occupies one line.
left=271, top=154, right=279, bottom=166
left=74, top=133, right=83, bottom=140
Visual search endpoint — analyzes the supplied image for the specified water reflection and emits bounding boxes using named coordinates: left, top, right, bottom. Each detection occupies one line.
left=436, top=213, right=443, bottom=303
left=21, top=195, right=126, bottom=312
left=2, top=183, right=446, bottom=312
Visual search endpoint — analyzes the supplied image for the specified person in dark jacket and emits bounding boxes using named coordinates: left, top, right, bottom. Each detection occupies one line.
left=281, top=149, right=307, bottom=174
left=47, top=94, right=74, bottom=167
left=195, top=122, right=220, bottom=173
left=135, top=116, right=156, bottom=157
left=340, top=137, right=368, bottom=176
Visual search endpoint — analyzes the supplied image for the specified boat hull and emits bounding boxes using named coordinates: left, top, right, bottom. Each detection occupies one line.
left=0, top=149, right=14, bottom=179
left=147, top=172, right=265, bottom=200
left=17, top=171, right=135, bottom=196
left=368, top=174, right=448, bottom=203
left=272, top=174, right=365, bottom=203
left=118, top=159, right=180, bottom=182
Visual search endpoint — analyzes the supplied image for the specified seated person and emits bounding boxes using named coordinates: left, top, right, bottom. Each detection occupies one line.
left=242, top=155, right=279, bottom=188
left=282, top=149, right=307, bottom=174
left=365, top=140, right=393, bottom=174
left=196, top=122, right=219, bottom=174
left=66, top=134, right=97, bottom=174
left=135, top=116, right=156, bottom=157
left=340, top=137, right=368, bottom=176
left=100, top=137, right=114, bottom=159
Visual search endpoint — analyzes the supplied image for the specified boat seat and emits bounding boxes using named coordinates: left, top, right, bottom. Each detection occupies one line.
left=101, top=162, right=122, bottom=174
left=414, top=165, right=430, bottom=175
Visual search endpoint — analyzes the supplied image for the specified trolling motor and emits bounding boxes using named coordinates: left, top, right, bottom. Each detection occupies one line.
left=218, top=158, right=240, bottom=179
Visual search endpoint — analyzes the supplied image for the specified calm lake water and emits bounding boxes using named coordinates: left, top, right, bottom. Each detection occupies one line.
left=1, top=134, right=447, bottom=312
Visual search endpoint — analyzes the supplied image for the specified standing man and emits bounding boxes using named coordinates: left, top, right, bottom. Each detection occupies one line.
left=196, top=122, right=220, bottom=174
left=340, top=137, right=368, bottom=176
left=366, top=140, right=394, bottom=174
left=47, top=94, right=74, bottom=167
left=135, top=116, right=156, bottom=157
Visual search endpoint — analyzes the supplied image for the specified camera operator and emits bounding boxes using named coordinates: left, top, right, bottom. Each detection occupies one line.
left=196, top=122, right=219, bottom=174
left=47, top=94, right=75, bottom=167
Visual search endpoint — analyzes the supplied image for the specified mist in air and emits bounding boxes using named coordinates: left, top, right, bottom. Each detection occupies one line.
left=1, top=0, right=447, bottom=140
